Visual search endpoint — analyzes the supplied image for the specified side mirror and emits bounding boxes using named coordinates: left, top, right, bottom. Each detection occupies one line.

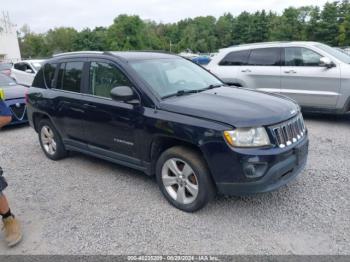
left=25, top=69, right=34, bottom=74
left=319, top=57, right=334, bottom=68
left=110, top=86, right=139, bottom=104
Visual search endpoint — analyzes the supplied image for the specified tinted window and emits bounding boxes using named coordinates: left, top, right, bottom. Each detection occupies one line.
left=14, top=63, right=25, bottom=71
left=43, top=63, right=57, bottom=88
left=89, top=62, right=131, bottom=98
left=32, top=68, right=46, bottom=89
left=285, top=47, right=322, bottom=66
left=248, top=48, right=281, bottom=66
left=219, top=50, right=250, bottom=66
left=15, top=62, right=33, bottom=72
left=57, top=62, right=84, bottom=92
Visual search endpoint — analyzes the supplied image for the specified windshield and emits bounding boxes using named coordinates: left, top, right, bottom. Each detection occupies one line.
left=315, top=43, right=350, bottom=64
left=130, top=58, right=223, bottom=98
left=0, top=74, right=16, bottom=86
left=31, top=62, right=43, bottom=71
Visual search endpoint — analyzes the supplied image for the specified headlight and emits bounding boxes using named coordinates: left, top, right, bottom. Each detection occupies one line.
left=223, top=127, right=270, bottom=147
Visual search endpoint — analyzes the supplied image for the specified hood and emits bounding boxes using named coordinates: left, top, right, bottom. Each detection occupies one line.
left=1, top=85, right=27, bottom=100
left=159, top=87, right=299, bottom=127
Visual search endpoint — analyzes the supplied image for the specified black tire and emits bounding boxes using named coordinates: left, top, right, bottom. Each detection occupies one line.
left=38, top=119, right=67, bottom=160
left=156, top=146, right=216, bottom=212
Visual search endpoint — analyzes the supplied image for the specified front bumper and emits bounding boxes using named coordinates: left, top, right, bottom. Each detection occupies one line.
left=215, top=136, right=309, bottom=196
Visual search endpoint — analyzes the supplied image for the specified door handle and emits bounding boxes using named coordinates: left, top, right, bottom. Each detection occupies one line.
left=284, top=70, right=297, bottom=74
left=83, top=103, right=97, bottom=109
left=241, top=69, right=252, bottom=73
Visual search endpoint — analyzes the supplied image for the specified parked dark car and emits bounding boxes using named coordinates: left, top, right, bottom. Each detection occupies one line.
left=0, top=74, right=28, bottom=126
left=26, top=51, right=309, bottom=212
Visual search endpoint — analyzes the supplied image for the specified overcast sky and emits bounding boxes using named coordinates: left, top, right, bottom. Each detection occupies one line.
left=2, top=0, right=331, bottom=33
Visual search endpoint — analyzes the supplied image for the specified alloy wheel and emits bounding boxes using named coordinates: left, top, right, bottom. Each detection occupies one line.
left=40, top=125, right=57, bottom=155
left=161, top=158, right=199, bottom=205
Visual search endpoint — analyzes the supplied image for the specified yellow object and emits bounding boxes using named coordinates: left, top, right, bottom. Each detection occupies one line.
left=0, top=88, right=5, bottom=100
left=223, top=130, right=234, bottom=146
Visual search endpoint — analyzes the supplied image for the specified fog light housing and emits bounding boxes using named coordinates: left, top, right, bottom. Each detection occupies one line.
left=242, top=160, right=268, bottom=179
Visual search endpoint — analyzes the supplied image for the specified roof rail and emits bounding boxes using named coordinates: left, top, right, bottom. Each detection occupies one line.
left=52, top=51, right=104, bottom=57
left=223, top=41, right=291, bottom=49
left=106, top=50, right=176, bottom=55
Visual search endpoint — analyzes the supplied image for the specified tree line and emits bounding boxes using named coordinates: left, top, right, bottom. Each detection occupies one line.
left=19, top=0, right=350, bottom=59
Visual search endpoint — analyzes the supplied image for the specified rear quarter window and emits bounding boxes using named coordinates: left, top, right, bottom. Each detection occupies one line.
left=32, top=63, right=58, bottom=89
left=219, top=50, right=250, bottom=66
left=43, top=63, right=58, bottom=88
left=32, top=68, right=45, bottom=88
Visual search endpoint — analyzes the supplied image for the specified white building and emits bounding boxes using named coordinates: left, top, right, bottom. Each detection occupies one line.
left=0, top=11, right=21, bottom=62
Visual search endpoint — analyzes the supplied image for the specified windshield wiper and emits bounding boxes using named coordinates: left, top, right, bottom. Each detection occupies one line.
left=202, top=84, right=225, bottom=90
left=162, top=89, right=199, bottom=99
left=161, top=84, right=225, bottom=99
left=176, top=89, right=200, bottom=96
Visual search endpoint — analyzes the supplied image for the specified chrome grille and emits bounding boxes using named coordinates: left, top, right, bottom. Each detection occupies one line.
left=270, top=114, right=306, bottom=148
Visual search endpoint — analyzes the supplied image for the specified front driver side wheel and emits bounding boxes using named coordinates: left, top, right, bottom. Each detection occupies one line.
left=156, top=146, right=216, bottom=212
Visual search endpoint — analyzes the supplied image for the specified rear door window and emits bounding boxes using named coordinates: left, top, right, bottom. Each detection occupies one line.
left=57, top=62, right=84, bottom=93
left=247, top=48, right=281, bottom=66
left=219, top=50, right=250, bottom=66
left=32, top=68, right=45, bottom=88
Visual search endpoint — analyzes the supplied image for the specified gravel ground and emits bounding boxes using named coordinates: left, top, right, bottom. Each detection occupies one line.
left=0, top=114, right=349, bottom=255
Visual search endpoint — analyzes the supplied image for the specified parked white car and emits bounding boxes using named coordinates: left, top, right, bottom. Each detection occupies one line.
left=11, top=60, right=44, bottom=86
left=207, top=41, right=350, bottom=114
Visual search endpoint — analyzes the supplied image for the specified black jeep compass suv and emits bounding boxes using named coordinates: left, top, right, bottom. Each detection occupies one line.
left=26, top=51, right=309, bottom=212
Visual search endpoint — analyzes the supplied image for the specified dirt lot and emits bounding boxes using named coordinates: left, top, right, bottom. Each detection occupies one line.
left=0, top=114, right=349, bottom=255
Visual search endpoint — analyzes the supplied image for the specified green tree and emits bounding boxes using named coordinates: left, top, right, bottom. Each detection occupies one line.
left=317, top=2, right=340, bottom=45
left=273, top=7, right=304, bottom=40
left=19, top=1, right=350, bottom=58
left=215, top=13, right=235, bottom=48
left=73, top=27, right=108, bottom=51
left=45, top=27, right=78, bottom=55
left=232, top=12, right=252, bottom=44
left=107, top=15, right=146, bottom=50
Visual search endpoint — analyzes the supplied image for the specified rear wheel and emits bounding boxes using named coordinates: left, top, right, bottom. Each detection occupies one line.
left=38, top=119, right=67, bottom=160
left=156, top=146, right=216, bottom=212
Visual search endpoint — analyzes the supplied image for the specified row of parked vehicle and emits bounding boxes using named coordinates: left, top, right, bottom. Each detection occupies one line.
left=206, top=41, right=350, bottom=114
left=0, top=59, right=44, bottom=86
left=1, top=41, right=349, bottom=212
left=0, top=59, right=44, bottom=126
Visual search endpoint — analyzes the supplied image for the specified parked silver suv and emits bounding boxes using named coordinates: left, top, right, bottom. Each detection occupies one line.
left=207, top=42, right=350, bottom=114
